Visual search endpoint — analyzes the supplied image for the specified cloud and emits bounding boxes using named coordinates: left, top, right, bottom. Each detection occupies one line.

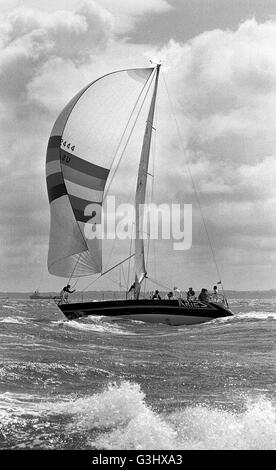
left=143, top=18, right=276, bottom=286
left=0, top=2, right=114, bottom=289
left=149, top=19, right=276, bottom=155
left=97, top=0, right=172, bottom=34
left=150, top=19, right=276, bottom=190
left=0, top=0, right=173, bottom=36
left=0, top=1, right=172, bottom=290
left=0, top=2, right=113, bottom=105
left=1, top=4, right=276, bottom=290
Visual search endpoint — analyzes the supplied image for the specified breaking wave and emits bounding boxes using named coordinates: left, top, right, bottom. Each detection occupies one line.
left=235, top=311, right=276, bottom=320
left=1, top=381, right=273, bottom=450
left=213, top=310, right=276, bottom=325
left=76, top=382, right=276, bottom=450
left=52, top=318, right=135, bottom=335
left=0, top=316, right=29, bottom=324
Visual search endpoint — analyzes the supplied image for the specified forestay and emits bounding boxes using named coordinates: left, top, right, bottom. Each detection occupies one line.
left=134, top=65, right=161, bottom=298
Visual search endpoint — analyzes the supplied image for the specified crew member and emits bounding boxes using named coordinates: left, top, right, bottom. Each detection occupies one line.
left=151, top=290, right=161, bottom=300
left=186, top=287, right=195, bottom=300
left=213, top=285, right=218, bottom=301
left=60, top=284, right=75, bottom=303
left=166, top=291, right=174, bottom=300
left=198, top=288, right=210, bottom=303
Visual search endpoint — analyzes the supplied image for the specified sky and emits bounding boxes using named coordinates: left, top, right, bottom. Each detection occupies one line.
left=1, top=0, right=276, bottom=292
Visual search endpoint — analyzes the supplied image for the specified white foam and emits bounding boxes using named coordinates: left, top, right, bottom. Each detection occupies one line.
left=87, top=384, right=276, bottom=450
left=85, top=384, right=275, bottom=450
left=235, top=311, right=276, bottom=320
left=64, top=319, right=133, bottom=335
left=34, top=382, right=276, bottom=450
left=0, top=383, right=275, bottom=449
left=0, top=316, right=28, bottom=324
left=212, top=311, right=276, bottom=325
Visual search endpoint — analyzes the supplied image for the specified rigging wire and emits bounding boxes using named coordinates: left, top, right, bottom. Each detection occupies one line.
left=102, top=69, right=156, bottom=204
left=66, top=69, right=156, bottom=285
left=161, top=72, right=226, bottom=296
left=146, top=276, right=172, bottom=292
left=121, top=264, right=127, bottom=289
left=67, top=253, right=81, bottom=285
left=79, top=253, right=134, bottom=294
left=126, top=222, right=135, bottom=294
left=119, top=265, right=122, bottom=292
left=101, top=69, right=157, bottom=279
left=143, top=100, right=157, bottom=297
left=104, top=274, right=128, bottom=291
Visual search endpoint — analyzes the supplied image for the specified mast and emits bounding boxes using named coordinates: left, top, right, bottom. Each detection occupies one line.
left=134, top=64, right=161, bottom=299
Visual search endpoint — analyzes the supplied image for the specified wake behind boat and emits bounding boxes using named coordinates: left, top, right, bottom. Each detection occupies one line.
left=46, top=63, right=233, bottom=325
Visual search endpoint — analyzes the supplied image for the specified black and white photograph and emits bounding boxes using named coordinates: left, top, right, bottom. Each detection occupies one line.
left=0, top=0, right=275, bottom=453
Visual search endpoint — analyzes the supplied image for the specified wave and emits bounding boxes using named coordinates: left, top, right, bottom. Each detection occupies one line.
left=0, top=316, right=29, bottom=324
left=2, top=381, right=271, bottom=450
left=212, top=311, right=276, bottom=326
left=52, top=318, right=135, bottom=335
left=241, top=311, right=276, bottom=320
left=234, top=311, right=276, bottom=321
left=87, top=383, right=276, bottom=450
left=0, top=361, right=113, bottom=388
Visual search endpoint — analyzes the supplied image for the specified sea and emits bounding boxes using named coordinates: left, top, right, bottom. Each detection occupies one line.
left=0, top=294, right=275, bottom=451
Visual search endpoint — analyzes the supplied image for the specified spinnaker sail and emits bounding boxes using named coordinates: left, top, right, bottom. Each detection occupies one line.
left=46, top=67, right=154, bottom=278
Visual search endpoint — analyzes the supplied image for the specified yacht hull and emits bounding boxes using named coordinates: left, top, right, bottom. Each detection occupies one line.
left=58, top=299, right=233, bottom=326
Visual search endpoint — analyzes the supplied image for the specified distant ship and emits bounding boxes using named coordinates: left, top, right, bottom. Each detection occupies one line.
left=29, top=290, right=53, bottom=300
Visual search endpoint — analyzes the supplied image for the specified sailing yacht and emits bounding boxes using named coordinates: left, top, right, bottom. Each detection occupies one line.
left=46, top=64, right=233, bottom=325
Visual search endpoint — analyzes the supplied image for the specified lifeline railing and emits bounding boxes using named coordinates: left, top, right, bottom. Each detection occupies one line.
left=178, top=293, right=229, bottom=308
left=210, top=293, right=229, bottom=307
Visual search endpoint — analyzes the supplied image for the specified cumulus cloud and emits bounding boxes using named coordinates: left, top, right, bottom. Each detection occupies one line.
left=144, top=19, right=276, bottom=285
left=1, top=3, right=276, bottom=290
left=97, top=0, right=172, bottom=33
left=152, top=20, right=276, bottom=178
left=0, top=2, right=113, bottom=105
left=0, top=2, right=114, bottom=289
left=0, top=0, right=174, bottom=290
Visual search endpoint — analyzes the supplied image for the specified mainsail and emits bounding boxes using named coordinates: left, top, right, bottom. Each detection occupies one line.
left=46, top=68, right=154, bottom=278
left=134, top=65, right=161, bottom=298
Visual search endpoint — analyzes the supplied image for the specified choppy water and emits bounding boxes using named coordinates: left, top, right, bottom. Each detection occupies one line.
left=0, top=296, right=275, bottom=450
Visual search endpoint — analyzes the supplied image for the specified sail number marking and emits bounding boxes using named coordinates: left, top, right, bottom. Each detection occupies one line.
left=61, top=138, right=75, bottom=152
left=61, top=154, right=71, bottom=163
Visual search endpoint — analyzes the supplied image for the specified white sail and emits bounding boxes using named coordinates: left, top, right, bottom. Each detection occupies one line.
left=134, top=65, right=161, bottom=298
left=46, top=68, right=154, bottom=278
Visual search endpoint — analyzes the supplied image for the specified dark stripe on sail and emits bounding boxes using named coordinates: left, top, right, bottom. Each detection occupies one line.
left=69, top=194, right=99, bottom=212
left=48, top=135, right=62, bottom=148
left=61, top=149, right=109, bottom=180
left=46, top=146, right=60, bottom=163
left=47, top=182, right=67, bottom=203
left=71, top=208, right=100, bottom=223
left=62, top=166, right=106, bottom=191
left=46, top=172, right=64, bottom=190
left=46, top=136, right=62, bottom=163
left=68, top=194, right=102, bottom=223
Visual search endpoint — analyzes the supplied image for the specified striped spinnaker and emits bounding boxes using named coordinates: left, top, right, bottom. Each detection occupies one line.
left=46, top=68, right=154, bottom=278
